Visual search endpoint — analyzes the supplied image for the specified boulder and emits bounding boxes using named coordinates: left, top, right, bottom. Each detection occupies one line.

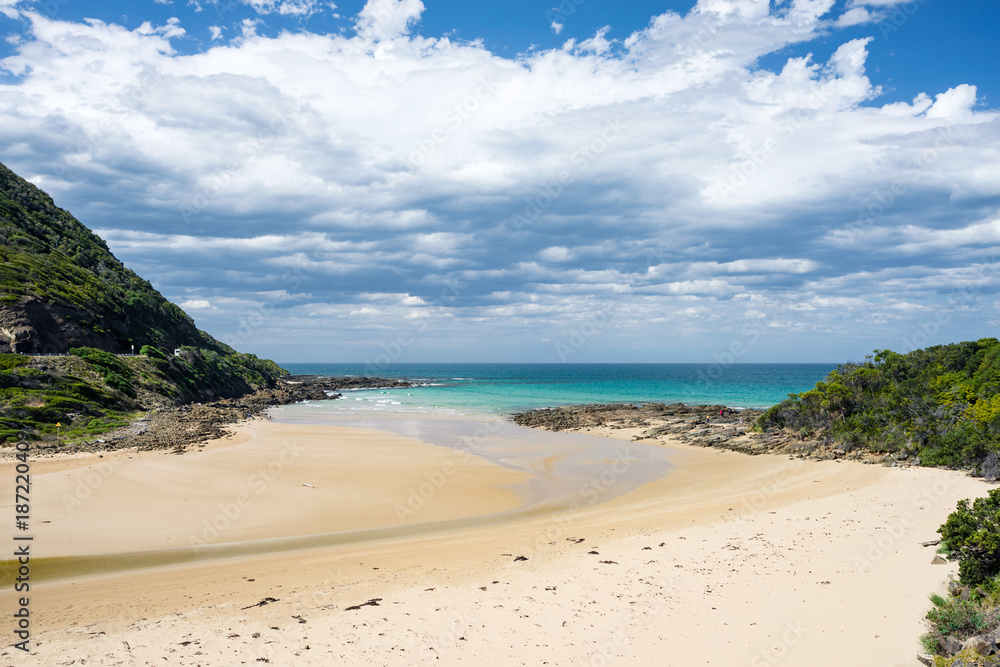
left=982, top=621, right=1000, bottom=647
left=944, top=635, right=964, bottom=655
left=962, top=634, right=992, bottom=655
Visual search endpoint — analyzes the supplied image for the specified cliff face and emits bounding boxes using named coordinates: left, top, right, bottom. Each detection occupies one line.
left=0, top=160, right=224, bottom=354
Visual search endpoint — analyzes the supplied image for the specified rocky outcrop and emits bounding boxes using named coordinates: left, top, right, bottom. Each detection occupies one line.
left=0, top=298, right=116, bottom=354
left=512, top=403, right=900, bottom=464
left=26, top=375, right=414, bottom=454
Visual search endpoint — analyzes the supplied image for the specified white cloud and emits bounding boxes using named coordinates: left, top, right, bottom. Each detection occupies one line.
left=0, top=0, right=22, bottom=19
left=243, top=0, right=321, bottom=16
left=181, top=299, right=215, bottom=310
left=576, top=27, right=613, bottom=56
left=722, top=259, right=820, bottom=274
left=0, top=3, right=996, bottom=361
left=354, top=0, right=424, bottom=42
left=925, top=84, right=978, bottom=119
left=551, top=22, right=564, bottom=35
left=835, top=7, right=873, bottom=27
left=539, top=247, right=573, bottom=263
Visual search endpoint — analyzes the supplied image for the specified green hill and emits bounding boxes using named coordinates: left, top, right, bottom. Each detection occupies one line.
left=0, top=160, right=224, bottom=354
left=0, top=160, right=287, bottom=444
left=758, top=338, right=1000, bottom=471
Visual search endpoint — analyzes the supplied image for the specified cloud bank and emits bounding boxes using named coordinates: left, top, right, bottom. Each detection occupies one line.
left=1, top=0, right=998, bottom=363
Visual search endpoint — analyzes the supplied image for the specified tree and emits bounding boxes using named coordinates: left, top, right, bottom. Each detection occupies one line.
left=939, top=488, right=1000, bottom=586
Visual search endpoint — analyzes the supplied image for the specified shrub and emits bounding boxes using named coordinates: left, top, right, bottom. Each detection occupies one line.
left=939, top=488, right=1000, bottom=586
left=69, top=346, right=135, bottom=396
left=139, top=345, right=167, bottom=360
left=0, top=353, right=29, bottom=371
left=922, top=595, right=1000, bottom=655
left=103, top=371, right=135, bottom=397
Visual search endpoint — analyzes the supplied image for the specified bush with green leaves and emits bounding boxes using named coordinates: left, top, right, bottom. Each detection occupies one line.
left=0, top=354, right=29, bottom=372
left=939, top=488, right=1000, bottom=586
left=921, top=592, right=1000, bottom=655
left=69, top=346, right=136, bottom=397
left=757, top=338, right=1000, bottom=469
left=139, top=345, right=167, bottom=361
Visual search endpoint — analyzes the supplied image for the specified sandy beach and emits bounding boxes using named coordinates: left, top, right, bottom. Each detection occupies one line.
left=0, top=417, right=991, bottom=666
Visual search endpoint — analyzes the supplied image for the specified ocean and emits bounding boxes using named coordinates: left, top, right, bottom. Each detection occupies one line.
left=276, top=362, right=838, bottom=418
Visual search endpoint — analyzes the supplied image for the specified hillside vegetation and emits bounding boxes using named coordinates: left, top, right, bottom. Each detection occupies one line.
left=0, top=347, right=286, bottom=444
left=758, top=338, right=1000, bottom=471
left=0, top=160, right=225, bottom=354
left=0, top=160, right=290, bottom=445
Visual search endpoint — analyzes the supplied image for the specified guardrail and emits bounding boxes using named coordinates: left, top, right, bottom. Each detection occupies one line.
left=8, top=352, right=141, bottom=357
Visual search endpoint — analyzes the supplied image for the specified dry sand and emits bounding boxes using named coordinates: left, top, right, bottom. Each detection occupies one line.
left=0, top=419, right=992, bottom=666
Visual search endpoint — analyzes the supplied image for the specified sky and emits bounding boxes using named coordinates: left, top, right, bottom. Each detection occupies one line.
left=0, top=0, right=998, bottom=365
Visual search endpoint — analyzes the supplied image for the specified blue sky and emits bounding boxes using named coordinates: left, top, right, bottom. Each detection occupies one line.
left=1, top=0, right=998, bottom=364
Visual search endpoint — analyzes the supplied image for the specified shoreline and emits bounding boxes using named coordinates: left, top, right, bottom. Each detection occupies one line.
left=1, top=374, right=415, bottom=457
left=1, top=412, right=991, bottom=665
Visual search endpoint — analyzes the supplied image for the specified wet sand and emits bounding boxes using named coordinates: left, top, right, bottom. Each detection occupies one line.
left=0, top=418, right=991, bottom=666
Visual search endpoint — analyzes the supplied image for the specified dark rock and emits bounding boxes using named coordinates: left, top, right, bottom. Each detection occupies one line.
left=344, top=598, right=382, bottom=611
left=944, top=635, right=964, bottom=655
left=241, top=597, right=279, bottom=610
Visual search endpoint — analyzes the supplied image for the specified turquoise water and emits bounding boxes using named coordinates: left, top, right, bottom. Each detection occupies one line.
left=278, top=363, right=837, bottom=418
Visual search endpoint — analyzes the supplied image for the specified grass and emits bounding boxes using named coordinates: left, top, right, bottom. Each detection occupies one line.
left=0, top=349, right=286, bottom=445
left=921, top=583, right=1000, bottom=657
